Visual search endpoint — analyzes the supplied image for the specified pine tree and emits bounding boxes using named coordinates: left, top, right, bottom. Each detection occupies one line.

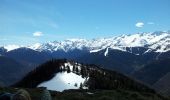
left=73, top=64, right=75, bottom=72
left=80, top=83, right=83, bottom=89
left=74, top=83, right=78, bottom=87
left=67, top=65, right=71, bottom=73
left=76, top=67, right=79, bottom=73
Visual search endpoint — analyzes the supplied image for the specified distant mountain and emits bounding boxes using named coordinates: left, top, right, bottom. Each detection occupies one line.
left=4, top=47, right=52, bottom=68
left=0, top=48, right=52, bottom=86
left=29, top=31, right=170, bottom=53
left=14, top=59, right=155, bottom=93
left=1, top=31, right=170, bottom=54
left=0, top=56, right=26, bottom=86
left=1, top=31, right=169, bottom=73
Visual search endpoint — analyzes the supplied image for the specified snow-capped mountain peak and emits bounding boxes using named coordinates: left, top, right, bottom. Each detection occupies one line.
left=1, top=31, right=170, bottom=54
left=37, top=31, right=169, bottom=53
left=4, top=45, right=21, bottom=52
left=28, top=43, right=42, bottom=50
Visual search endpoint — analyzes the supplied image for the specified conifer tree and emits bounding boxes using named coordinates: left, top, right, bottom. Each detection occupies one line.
left=67, top=65, right=71, bottom=73
left=80, top=83, right=83, bottom=89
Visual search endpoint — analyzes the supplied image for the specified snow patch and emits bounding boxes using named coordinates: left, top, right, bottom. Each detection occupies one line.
left=104, top=48, right=109, bottom=56
left=4, top=45, right=20, bottom=52
left=28, top=43, right=41, bottom=50
left=38, top=72, right=88, bottom=92
left=143, top=49, right=152, bottom=54
left=90, top=49, right=103, bottom=53
left=64, top=62, right=74, bottom=71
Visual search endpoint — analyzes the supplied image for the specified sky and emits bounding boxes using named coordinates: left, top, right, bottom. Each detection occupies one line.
left=0, top=0, right=170, bottom=45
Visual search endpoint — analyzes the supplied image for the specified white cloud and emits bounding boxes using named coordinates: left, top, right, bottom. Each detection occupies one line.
left=135, top=22, right=144, bottom=28
left=33, top=31, right=43, bottom=37
left=147, top=22, right=154, bottom=25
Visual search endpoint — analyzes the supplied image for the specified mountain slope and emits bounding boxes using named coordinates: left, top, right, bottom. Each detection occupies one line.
left=133, top=58, right=170, bottom=86
left=153, top=72, right=170, bottom=97
left=5, top=47, right=52, bottom=68
left=76, top=48, right=137, bottom=74
left=14, top=59, right=155, bottom=93
left=0, top=56, right=26, bottom=86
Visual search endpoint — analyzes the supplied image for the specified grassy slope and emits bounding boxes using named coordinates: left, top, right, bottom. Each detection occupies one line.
left=0, top=87, right=169, bottom=100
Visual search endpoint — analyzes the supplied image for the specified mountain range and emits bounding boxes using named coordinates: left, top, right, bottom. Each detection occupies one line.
left=0, top=31, right=170, bottom=96
left=2, top=31, right=170, bottom=53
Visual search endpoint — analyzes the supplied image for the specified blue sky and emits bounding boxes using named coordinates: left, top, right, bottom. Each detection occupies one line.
left=0, top=0, right=170, bottom=45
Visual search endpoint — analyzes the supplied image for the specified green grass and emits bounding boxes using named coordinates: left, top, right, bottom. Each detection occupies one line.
left=0, top=87, right=169, bottom=100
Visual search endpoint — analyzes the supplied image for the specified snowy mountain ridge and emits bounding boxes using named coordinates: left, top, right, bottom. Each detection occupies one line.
left=2, top=31, right=170, bottom=54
